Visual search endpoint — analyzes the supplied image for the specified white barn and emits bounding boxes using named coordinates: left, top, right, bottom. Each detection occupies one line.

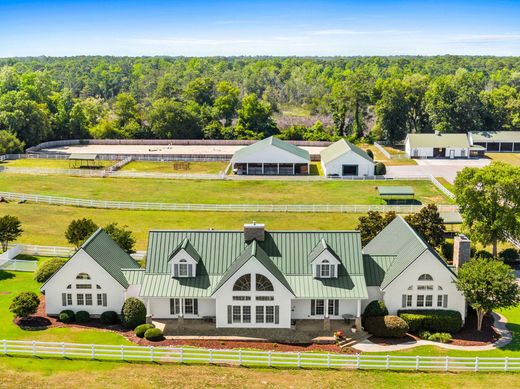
left=231, top=136, right=310, bottom=175
left=320, top=139, right=375, bottom=177
left=405, top=133, right=471, bottom=158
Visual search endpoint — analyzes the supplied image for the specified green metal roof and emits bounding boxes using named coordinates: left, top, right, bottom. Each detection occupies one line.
left=122, top=268, right=145, bottom=284
left=320, top=139, right=374, bottom=165
left=168, top=238, right=201, bottom=262
left=286, top=275, right=368, bottom=299
left=406, top=133, right=470, bottom=149
left=81, top=229, right=140, bottom=288
left=362, top=255, right=396, bottom=286
left=143, top=229, right=366, bottom=298
left=439, top=212, right=463, bottom=225
left=377, top=186, right=415, bottom=196
left=470, top=131, right=520, bottom=143
left=69, top=153, right=98, bottom=160
left=231, top=136, right=310, bottom=162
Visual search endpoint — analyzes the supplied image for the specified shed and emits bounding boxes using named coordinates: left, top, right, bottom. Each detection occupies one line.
left=469, top=131, right=520, bottom=153
left=405, top=133, right=470, bottom=159
left=231, top=137, right=310, bottom=175
left=378, top=186, right=415, bottom=202
left=68, top=153, right=101, bottom=168
left=320, top=139, right=374, bottom=177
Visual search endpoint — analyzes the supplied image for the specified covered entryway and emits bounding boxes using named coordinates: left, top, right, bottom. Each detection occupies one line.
left=342, top=164, right=359, bottom=176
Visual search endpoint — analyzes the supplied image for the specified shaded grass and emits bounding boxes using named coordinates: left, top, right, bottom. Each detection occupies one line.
left=487, top=153, right=520, bottom=167
left=0, top=202, right=364, bottom=249
left=358, top=143, right=417, bottom=166
left=121, top=161, right=228, bottom=174
left=0, top=174, right=449, bottom=205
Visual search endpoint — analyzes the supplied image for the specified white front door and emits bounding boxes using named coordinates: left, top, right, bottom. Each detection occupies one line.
left=449, top=149, right=455, bottom=159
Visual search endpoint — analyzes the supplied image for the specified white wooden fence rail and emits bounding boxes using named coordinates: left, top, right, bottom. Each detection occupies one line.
left=1, top=340, right=519, bottom=372
left=5, top=243, right=146, bottom=260
left=0, top=191, right=458, bottom=214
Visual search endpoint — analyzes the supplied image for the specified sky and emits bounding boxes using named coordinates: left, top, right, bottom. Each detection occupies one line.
left=0, top=0, right=519, bottom=57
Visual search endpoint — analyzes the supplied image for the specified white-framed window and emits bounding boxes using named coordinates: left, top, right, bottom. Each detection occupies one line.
left=311, top=299, right=325, bottom=316
left=321, top=261, right=330, bottom=277
left=328, top=299, right=339, bottom=316
left=67, top=293, right=72, bottom=306
left=416, top=295, right=424, bottom=307
left=425, top=295, right=433, bottom=307
left=242, top=306, right=251, bottom=323
left=232, top=306, right=242, bottom=323
left=252, top=305, right=279, bottom=324
left=417, top=285, right=433, bottom=291
left=256, top=274, right=274, bottom=291
left=232, top=296, right=251, bottom=301
left=418, top=274, right=433, bottom=281
left=85, top=294, right=93, bottom=306
left=256, top=296, right=274, bottom=301
left=97, top=293, right=107, bottom=307
left=256, top=306, right=264, bottom=323
left=265, top=306, right=274, bottom=323
left=76, top=284, right=92, bottom=289
left=184, top=299, right=198, bottom=315
left=233, top=274, right=251, bottom=291
left=437, top=295, right=443, bottom=307
left=173, top=259, right=194, bottom=278
left=77, top=294, right=84, bottom=305
left=315, top=261, right=336, bottom=279
left=179, top=259, right=188, bottom=277
left=170, top=299, right=180, bottom=315
left=402, top=294, right=413, bottom=308
left=76, top=273, right=91, bottom=280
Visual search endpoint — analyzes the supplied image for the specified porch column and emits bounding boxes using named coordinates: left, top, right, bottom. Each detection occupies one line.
left=277, top=163, right=280, bottom=175
left=292, top=164, right=295, bottom=175
left=307, top=163, right=310, bottom=175
left=262, top=163, right=264, bottom=175
left=355, top=299, right=362, bottom=331
left=246, top=163, right=248, bottom=175
left=146, top=299, right=152, bottom=324
left=323, top=299, right=331, bottom=331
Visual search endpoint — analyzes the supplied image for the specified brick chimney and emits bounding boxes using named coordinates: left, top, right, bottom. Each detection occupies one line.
left=244, top=222, right=265, bottom=242
left=453, top=234, right=471, bottom=268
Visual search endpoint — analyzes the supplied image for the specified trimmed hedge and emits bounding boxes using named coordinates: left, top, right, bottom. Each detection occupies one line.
left=364, top=315, right=408, bottom=338
left=363, top=300, right=388, bottom=317
left=144, top=328, right=164, bottom=341
left=499, top=248, right=519, bottom=264
left=366, top=149, right=374, bottom=159
left=100, top=311, right=119, bottom=325
left=75, top=311, right=90, bottom=323
left=58, top=310, right=75, bottom=323
left=34, top=258, right=67, bottom=283
left=374, top=162, right=386, bottom=176
left=121, top=297, right=147, bottom=329
left=135, top=323, right=154, bottom=338
left=398, top=309, right=463, bottom=333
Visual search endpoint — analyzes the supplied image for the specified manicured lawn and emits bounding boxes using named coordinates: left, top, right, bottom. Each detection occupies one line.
left=0, top=202, right=364, bottom=249
left=487, top=153, right=520, bottom=167
left=0, top=174, right=450, bottom=205
left=435, top=177, right=455, bottom=192
left=121, top=161, right=229, bottom=174
left=0, top=159, right=114, bottom=169
left=359, top=144, right=417, bottom=166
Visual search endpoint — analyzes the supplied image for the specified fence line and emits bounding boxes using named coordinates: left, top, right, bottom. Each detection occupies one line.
left=2, top=153, right=233, bottom=162
left=429, top=176, right=456, bottom=199
left=6, top=243, right=145, bottom=260
left=0, top=259, right=38, bottom=272
left=0, top=191, right=458, bottom=214
left=1, top=339, right=519, bottom=372
left=106, top=157, right=132, bottom=172
left=373, top=142, right=410, bottom=160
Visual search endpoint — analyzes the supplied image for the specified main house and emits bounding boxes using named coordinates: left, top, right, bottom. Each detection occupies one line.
left=41, top=217, right=466, bottom=330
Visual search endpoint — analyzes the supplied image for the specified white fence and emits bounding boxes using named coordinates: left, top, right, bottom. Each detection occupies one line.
left=0, top=191, right=458, bottom=214
left=429, top=176, right=456, bottom=199
left=0, top=259, right=38, bottom=272
left=373, top=142, right=410, bottom=160
left=6, top=243, right=146, bottom=260
left=1, top=339, right=519, bottom=372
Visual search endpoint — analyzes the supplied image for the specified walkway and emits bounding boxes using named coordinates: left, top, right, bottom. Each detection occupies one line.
left=352, top=312, right=512, bottom=352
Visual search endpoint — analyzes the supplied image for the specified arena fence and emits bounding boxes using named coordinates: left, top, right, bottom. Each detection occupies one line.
left=1, top=340, right=519, bottom=372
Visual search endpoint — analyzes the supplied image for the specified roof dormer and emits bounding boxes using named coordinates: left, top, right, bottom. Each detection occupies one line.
left=168, top=238, right=200, bottom=278
left=309, top=239, right=341, bottom=279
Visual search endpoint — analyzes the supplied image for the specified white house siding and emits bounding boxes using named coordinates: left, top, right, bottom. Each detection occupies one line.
left=126, top=284, right=141, bottom=299
left=361, top=286, right=384, bottom=311
left=233, top=144, right=309, bottom=164
left=148, top=298, right=215, bottom=319
left=291, top=299, right=358, bottom=319
left=321, top=152, right=375, bottom=177
left=41, top=249, right=126, bottom=316
left=212, top=258, right=294, bottom=328
left=444, top=147, right=469, bottom=158
left=382, top=251, right=465, bottom=320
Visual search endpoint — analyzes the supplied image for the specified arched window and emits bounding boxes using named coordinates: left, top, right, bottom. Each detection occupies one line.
left=76, top=273, right=91, bottom=280
left=233, top=274, right=251, bottom=291
left=407, top=285, right=413, bottom=290
left=256, top=274, right=274, bottom=292
left=418, top=274, right=433, bottom=281
left=179, top=259, right=188, bottom=277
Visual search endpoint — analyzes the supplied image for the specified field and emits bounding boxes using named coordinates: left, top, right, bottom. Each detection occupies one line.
left=0, top=202, right=364, bottom=249
left=0, top=159, right=114, bottom=169
left=0, top=174, right=450, bottom=205
left=487, top=153, right=520, bottom=167
left=121, top=160, right=229, bottom=174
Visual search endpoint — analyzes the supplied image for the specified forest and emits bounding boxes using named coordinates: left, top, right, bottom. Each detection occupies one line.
left=0, top=56, right=519, bottom=151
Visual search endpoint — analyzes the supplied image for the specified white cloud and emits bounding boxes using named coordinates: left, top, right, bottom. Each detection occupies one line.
left=308, top=29, right=418, bottom=36
left=448, top=34, right=520, bottom=43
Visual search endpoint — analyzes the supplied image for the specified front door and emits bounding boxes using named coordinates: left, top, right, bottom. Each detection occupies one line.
left=449, top=149, right=455, bottom=159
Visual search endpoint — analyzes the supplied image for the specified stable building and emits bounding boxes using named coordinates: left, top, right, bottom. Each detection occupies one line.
left=320, top=139, right=375, bottom=177
left=405, top=133, right=471, bottom=159
left=469, top=131, right=520, bottom=153
left=231, top=137, right=310, bottom=175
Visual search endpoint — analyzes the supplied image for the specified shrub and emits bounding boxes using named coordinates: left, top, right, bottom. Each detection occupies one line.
left=441, top=242, right=453, bottom=261
left=34, top=258, right=67, bottom=283
left=59, top=310, right=75, bottom=323
left=135, top=323, right=154, bottom=338
left=364, top=315, right=409, bottom=338
left=9, top=291, right=40, bottom=318
left=398, top=310, right=463, bottom=333
left=474, top=250, right=494, bottom=260
left=418, top=330, right=431, bottom=340
left=363, top=300, right=388, bottom=317
left=428, top=332, right=452, bottom=343
left=374, top=162, right=386, bottom=175
left=366, top=149, right=374, bottom=159
left=75, top=311, right=90, bottom=323
left=499, top=248, right=519, bottom=264
left=144, top=327, right=163, bottom=341
left=120, top=297, right=146, bottom=329
left=100, top=311, right=119, bottom=325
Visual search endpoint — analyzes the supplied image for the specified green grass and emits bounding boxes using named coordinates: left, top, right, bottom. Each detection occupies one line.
left=0, top=202, right=364, bottom=249
left=0, top=173, right=450, bottom=205
left=435, top=177, right=455, bottom=192
left=358, top=144, right=417, bottom=166
left=0, top=159, right=114, bottom=169
left=487, top=153, right=520, bottom=167
left=121, top=161, right=228, bottom=174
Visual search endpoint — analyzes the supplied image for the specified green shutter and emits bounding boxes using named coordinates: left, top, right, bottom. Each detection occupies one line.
left=402, top=295, right=406, bottom=308
left=194, top=299, right=198, bottom=315
left=311, top=300, right=315, bottom=315
left=227, top=305, right=232, bottom=324
left=275, top=306, right=279, bottom=324
left=62, top=293, right=66, bottom=306
left=334, top=299, right=339, bottom=316
left=173, top=264, right=179, bottom=277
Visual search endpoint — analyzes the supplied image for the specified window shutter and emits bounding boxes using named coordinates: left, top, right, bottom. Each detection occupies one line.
left=443, top=295, right=448, bottom=308
left=62, top=293, right=66, bottom=306
left=227, top=305, right=232, bottom=324
left=173, top=264, right=179, bottom=277
left=330, top=265, right=335, bottom=278
left=103, top=293, right=107, bottom=307
left=402, top=295, right=407, bottom=308
left=275, top=306, right=279, bottom=324
left=170, top=299, right=175, bottom=315
left=194, top=299, right=198, bottom=315
left=311, top=300, right=315, bottom=316
left=334, top=300, right=339, bottom=316
left=188, top=264, right=193, bottom=277
left=314, top=265, right=320, bottom=278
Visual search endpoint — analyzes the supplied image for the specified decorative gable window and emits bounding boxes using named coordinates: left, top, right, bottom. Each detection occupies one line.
left=418, top=274, right=433, bottom=281
left=314, top=260, right=336, bottom=278
left=173, top=259, right=194, bottom=278
left=309, top=239, right=340, bottom=279
left=169, top=238, right=200, bottom=278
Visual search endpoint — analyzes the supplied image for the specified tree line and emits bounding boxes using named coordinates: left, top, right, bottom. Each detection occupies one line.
left=0, top=56, right=519, bottom=151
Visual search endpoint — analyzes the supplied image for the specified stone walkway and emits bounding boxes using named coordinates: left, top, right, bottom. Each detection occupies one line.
left=352, top=312, right=512, bottom=352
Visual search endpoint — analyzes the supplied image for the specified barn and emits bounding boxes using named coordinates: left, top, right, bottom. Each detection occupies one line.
left=231, top=136, right=310, bottom=175
left=320, top=139, right=374, bottom=177
left=469, top=131, right=520, bottom=152
left=405, top=133, right=471, bottom=159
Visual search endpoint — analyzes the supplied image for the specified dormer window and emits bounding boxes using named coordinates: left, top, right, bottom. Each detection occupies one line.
left=174, top=259, right=193, bottom=278
left=314, top=260, right=336, bottom=278
left=169, top=238, right=200, bottom=278
left=310, top=239, right=340, bottom=279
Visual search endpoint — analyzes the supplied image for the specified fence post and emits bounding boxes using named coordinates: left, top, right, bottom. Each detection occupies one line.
left=180, top=348, right=183, bottom=363
left=238, top=349, right=242, bottom=366
left=120, top=345, right=124, bottom=361
left=416, top=355, right=420, bottom=370
left=209, top=349, right=213, bottom=364
left=150, top=346, right=154, bottom=362
left=268, top=351, right=271, bottom=367
left=61, top=342, right=65, bottom=357
left=297, top=352, right=301, bottom=368
left=91, top=344, right=95, bottom=360
left=327, top=352, right=331, bottom=368
left=386, top=355, right=390, bottom=370
left=2, top=340, right=6, bottom=355
left=356, top=353, right=360, bottom=369
left=445, top=356, right=449, bottom=372
left=505, top=356, right=509, bottom=372
left=475, top=356, right=479, bottom=372
left=32, top=340, right=36, bottom=357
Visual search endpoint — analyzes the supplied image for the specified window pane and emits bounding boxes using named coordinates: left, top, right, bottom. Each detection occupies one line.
left=417, top=295, right=424, bottom=307
left=437, top=295, right=443, bottom=307
left=232, top=306, right=241, bottom=323
left=185, top=299, right=193, bottom=314
left=85, top=294, right=92, bottom=306
left=256, top=306, right=264, bottom=323
left=233, top=296, right=251, bottom=301
left=76, top=284, right=92, bottom=289
left=76, top=273, right=91, bottom=280
left=67, top=294, right=72, bottom=305
left=256, top=274, right=274, bottom=291
left=233, top=274, right=251, bottom=291
left=328, top=299, right=338, bottom=315
left=321, top=264, right=330, bottom=277
left=418, top=274, right=433, bottom=281
left=407, top=295, right=412, bottom=307
left=77, top=294, right=84, bottom=305
left=425, top=295, right=433, bottom=307
left=256, top=296, right=274, bottom=301
left=97, top=294, right=103, bottom=306
left=315, top=300, right=324, bottom=315
left=243, top=306, right=251, bottom=323
left=179, top=263, right=188, bottom=277
left=266, top=306, right=274, bottom=323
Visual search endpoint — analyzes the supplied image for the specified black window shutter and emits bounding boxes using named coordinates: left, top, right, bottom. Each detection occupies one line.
left=173, top=264, right=179, bottom=277
left=103, top=293, right=107, bottom=307
left=170, top=299, right=175, bottom=314
left=330, top=265, right=335, bottom=278
left=311, top=299, right=315, bottom=315
left=315, top=265, right=320, bottom=278
left=188, top=264, right=193, bottom=277
left=62, top=293, right=66, bottom=306
left=194, top=299, right=198, bottom=315
left=275, top=306, right=279, bottom=324
left=227, top=305, right=232, bottom=324
left=334, top=300, right=339, bottom=316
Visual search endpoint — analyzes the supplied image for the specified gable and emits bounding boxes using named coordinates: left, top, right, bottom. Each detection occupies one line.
left=231, top=136, right=310, bottom=163
left=321, top=139, right=373, bottom=165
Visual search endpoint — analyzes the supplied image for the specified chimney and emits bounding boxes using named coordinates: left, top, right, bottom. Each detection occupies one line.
left=453, top=234, right=471, bottom=268
left=244, top=222, right=265, bottom=242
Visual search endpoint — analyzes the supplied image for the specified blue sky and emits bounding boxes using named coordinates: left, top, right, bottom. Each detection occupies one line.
left=0, top=0, right=519, bottom=56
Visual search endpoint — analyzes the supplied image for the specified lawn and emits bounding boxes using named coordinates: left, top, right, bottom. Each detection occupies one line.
left=487, top=153, right=520, bottom=167
left=0, top=159, right=114, bottom=169
left=121, top=160, right=229, bottom=174
left=435, top=177, right=455, bottom=193
left=358, top=144, right=417, bottom=166
left=0, top=173, right=450, bottom=205
left=0, top=202, right=364, bottom=249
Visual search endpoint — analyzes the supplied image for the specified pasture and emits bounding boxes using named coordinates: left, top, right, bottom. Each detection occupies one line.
left=120, top=160, right=229, bottom=174
left=0, top=159, right=114, bottom=169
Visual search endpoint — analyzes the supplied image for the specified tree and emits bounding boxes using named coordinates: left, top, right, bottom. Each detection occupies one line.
left=374, top=79, right=409, bottom=145
left=34, top=258, right=67, bottom=283
left=183, top=77, right=215, bottom=106
left=9, top=291, right=40, bottom=318
left=0, top=130, right=24, bottom=154
left=104, top=222, right=136, bottom=254
left=454, top=162, right=520, bottom=256
left=456, top=258, right=520, bottom=330
left=481, top=85, right=520, bottom=131
left=148, top=98, right=202, bottom=139
left=213, top=81, right=240, bottom=127
left=0, top=215, right=23, bottom=252
left=114, top=92, right=141, bottom=137
left=405, top=204, right=446, bottom=247
left=65, top=218, right=98, bottom=248
left=236, top=93, right=277, bottom=138
left=357, top=211, right=397, bottom=246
